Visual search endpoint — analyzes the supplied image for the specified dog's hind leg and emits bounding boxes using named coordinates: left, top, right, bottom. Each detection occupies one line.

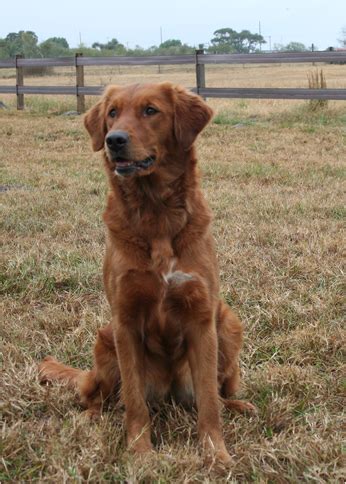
left=217, top=301, right=257, bottom=414
left=39, top=324, right=120, bottom=417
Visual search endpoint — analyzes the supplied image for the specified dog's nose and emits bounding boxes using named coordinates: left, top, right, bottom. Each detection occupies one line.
left=105, top=131, right=129, bottom=151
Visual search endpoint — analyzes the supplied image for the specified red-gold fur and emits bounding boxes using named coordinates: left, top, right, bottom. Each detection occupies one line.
left=39, top=82, right=255, bottom=465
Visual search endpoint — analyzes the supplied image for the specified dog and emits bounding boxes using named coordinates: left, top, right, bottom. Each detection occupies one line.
left=39, top=82, right=255, bottom=465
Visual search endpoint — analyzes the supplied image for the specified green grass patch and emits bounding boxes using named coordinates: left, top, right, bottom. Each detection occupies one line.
left=273, top=104, right=346, bottom=128
left=23, top=96, right=78, bottom=115
left=326, top=206, right=346, bottom=220
left=1, top=251, right=101, bottom=300
left=213, top=111, right=258, bottom=126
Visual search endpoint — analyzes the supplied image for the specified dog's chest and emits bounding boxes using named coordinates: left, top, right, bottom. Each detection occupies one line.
left=133, top=191, right=188, bottom=240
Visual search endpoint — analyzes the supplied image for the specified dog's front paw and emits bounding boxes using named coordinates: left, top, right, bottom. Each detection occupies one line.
left=128, top=436, right=153, bottom=454
left=203, top=439, right=233, bottom=468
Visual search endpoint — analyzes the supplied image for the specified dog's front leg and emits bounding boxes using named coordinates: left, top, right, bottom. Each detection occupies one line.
left=114, top=269, right=163, bottom=454
left=166, top=275, right=232, bottom=465
left=187, top=320, right=232, bottom=465
left=114, top=323, right=152, bottom=453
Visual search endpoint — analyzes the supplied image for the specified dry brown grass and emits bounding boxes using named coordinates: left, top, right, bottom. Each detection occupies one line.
left=1, top=66, right=346, bottom=482
left=307, top=69, right=328, bottom=112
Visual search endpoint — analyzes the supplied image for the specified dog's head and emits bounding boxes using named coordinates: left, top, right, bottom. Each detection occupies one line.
left=84, top=83, right=213, bottom=177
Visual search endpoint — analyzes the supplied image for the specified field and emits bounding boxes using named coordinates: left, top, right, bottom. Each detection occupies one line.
left=1, top=64, right=345, bottom=482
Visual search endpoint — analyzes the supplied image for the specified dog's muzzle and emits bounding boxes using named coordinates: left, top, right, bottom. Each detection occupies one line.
left=105, top=131, right=155, bottom=176
left=112, top=156, right=156, bottom=176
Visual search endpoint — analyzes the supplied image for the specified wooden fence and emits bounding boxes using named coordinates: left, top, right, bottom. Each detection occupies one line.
left=0, top=50, right=345, bottom=112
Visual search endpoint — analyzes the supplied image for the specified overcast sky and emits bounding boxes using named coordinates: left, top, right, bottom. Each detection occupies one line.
left=2, top=0, right=345, bottom=50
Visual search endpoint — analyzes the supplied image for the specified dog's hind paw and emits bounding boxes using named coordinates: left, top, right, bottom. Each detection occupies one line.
left=223, top=398, right=257, bottom=415
left=38, top=356, right=59, bottom=384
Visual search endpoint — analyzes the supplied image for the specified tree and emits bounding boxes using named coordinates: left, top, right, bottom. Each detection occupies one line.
left=92, top=38, right=123, bottom=50
left=210, top=28, right=237, bottom=53
left=274, top=42, right=308, bottom=52
left=338, top=26, right=346, bottom=47
left=45, top=37, right=69, bottom=49
left=238, top=30, right=265, bottom=52
left=210, top=28, right=265, bottom=53
left=285, top=42, right=308, bottom=52
left=159, top=39, right=182, bottom=48
left=0, top=38, right=9, bottom=57
left=4, top=31, right=40, bottom=57
left=39, top=37, right=69, bottom=57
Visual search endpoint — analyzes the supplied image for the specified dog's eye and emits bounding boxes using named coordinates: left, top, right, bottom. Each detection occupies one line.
left=144, top=106, right=158, bottom=116
left=108, top=109, right=117, bottom=118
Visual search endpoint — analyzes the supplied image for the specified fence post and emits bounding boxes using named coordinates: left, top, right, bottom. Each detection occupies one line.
left=15, top=54, right=24, bottom=110
left=195, top=49, right=206, bottom=99
left=75, top=53, right=85, bottom=114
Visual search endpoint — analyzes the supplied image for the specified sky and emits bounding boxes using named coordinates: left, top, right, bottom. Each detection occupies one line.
left=2, top=0, right=346, bottom=50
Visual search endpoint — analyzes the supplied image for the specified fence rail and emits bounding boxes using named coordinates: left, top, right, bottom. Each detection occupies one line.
left=196, top=87, right=346, bottom=100
left=0, top=50, right=345, bottom=112
left=198, top=51, right=346, bottom=64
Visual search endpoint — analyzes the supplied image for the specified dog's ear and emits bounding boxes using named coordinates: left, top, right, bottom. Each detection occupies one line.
left=84, top=85, right=120, bottom=152
left=84, top=100, right=106, bottom=152
left=174, top=86, right=214, bottom=150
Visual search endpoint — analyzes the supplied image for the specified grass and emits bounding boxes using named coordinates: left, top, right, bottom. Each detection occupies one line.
left=1, top=76, right=346, bottom=481
left=307, top=69, right=328, bottom=112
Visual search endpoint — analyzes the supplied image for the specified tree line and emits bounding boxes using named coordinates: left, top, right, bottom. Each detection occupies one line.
left=0, top=29, right=343, bottom=59
left=0, top=30, right=268, bottom=58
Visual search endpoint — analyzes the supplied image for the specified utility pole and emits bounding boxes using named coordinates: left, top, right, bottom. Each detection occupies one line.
left=259, top=21, right=262, bottom=51
left=158, top=27, right=163, bottom=74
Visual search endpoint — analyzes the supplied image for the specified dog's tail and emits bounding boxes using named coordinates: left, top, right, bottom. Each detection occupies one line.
left=38, top=356, right=87, bottom=390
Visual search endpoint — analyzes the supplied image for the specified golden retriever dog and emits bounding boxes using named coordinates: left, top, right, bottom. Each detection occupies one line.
left=39, top=82, right=255, bottom=465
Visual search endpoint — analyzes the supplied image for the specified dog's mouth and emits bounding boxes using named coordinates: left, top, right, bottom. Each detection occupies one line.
left=113, top=156, right=156, bottom=176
